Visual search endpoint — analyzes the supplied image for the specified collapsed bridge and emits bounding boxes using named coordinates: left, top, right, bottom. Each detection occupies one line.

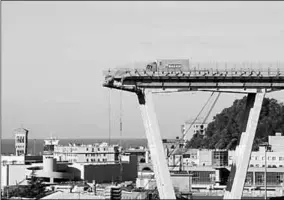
left=102, top=60, right=284, bottom=199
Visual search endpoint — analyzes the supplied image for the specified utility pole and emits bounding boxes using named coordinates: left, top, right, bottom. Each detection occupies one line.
left=260, top=143, right=270, bottom=200
left=119, top=90, right=123, bottom=183
left=264, top=147, right=267, bottom=200
left=34, top=139, right=36, bottom=155
left=108, top=89, right=111, bottom=145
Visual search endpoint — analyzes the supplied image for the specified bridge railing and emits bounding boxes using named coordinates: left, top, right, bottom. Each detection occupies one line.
left=103, top=64, right=284, bottom=79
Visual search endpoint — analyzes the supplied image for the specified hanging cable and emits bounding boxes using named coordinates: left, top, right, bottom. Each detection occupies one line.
left=119, top=90, right=123, bottom=147
left=166, top=92, right=215, bottom=161
left=108, top=89, right=111, bottom=145
left=181, top=92, right=215, bottom=141
left=168, top=92, right=221, bottom=171
left=201, top=92, right=221, bottom=125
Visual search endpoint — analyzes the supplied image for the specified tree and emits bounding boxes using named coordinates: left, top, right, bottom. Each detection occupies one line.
left=3, top=170, right=46, bottom=199
left=186, top=97, right=284, bottom=150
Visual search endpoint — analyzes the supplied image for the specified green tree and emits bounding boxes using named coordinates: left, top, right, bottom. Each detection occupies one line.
left=186, top=97, right=284, bottom=150
left=3, top=171, right=46, bottom=199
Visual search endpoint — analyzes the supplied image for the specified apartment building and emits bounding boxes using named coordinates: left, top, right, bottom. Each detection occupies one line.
left=53, top=142, right=120, bottom=163
left=182, top=120, right=208, bottom=141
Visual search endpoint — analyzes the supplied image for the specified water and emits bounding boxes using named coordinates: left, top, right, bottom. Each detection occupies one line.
left=1, top=138, right=148, bottom=155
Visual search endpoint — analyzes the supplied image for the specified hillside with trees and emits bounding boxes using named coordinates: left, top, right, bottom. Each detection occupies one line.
left=186, top=96, right=284, bottom=151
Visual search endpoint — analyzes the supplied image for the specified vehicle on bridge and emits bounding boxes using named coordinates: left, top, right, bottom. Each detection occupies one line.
left=146, top=59, right=190, bottom=73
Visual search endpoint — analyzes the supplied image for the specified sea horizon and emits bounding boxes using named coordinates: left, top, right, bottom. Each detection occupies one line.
left=1, top=138, right=148, bottom=155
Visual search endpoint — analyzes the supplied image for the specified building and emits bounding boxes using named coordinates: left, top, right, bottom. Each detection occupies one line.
left=269, top=132, right=284, bottom=152
left=1, top=155, right=42, bottom=165
left=124, top=147, right=150, bottom=163
left=182, top=120, right=208, bottom=140
left=136, top=170, right=192, bottom=193
left=1, top=164, right=28, bottom=189
left=43, top=137, right=60, bottom=156
left=14, top=128, right=29, bottom=156
left=198, top=149, right=213, bottom=166
left=228, top=133, right=284, bottom=168
left=54, top=142, right=120, bottom=163
left=182, top=149, right=198, bottom=167
left=1, top=155, right=138, bottom=190
left=68, top=154, right=137, bottom=184
left=168, top=148, right=218, bottom=169
left=212, top=150, right=228, bottom=167
left=41, top=190, right=104, bottom=199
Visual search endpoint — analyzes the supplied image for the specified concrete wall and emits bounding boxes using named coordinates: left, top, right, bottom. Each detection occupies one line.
left=84, top=163, right=122, bottom=183
left=198, top=150, right=212, bottom=166
left=1, top=156, right=25, bottom=164
left=1, top=165, right=8, bottom=189
left=138, top=163, right=153, bottom=172
left=269, top=134, right=284, bottom=152
left=136, top=173, right=192, bottom=193
left=122, top=155, right=138, bottom=181
left=171, top=175, right=191, bottom=193
left=67, top=163, right=84, bottom=180
left=1, top=164, right=28, bottom=188
left=70, top=155, right=138, bottom=183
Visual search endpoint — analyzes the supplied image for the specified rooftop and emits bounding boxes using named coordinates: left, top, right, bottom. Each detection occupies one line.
left=41, top=191, right=104, bottom=199
left=57, top=142, right=119, bottom=148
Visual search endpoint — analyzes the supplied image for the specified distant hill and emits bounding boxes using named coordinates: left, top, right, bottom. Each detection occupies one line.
left=186, top=96, right=284, bottom=151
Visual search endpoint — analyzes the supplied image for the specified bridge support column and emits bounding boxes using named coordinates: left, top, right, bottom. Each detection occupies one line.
left=137, top=90, right=176, bottom=199
left=224, top=91, right=265, bottom=199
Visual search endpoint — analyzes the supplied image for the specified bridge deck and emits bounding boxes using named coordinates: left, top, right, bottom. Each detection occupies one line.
left=103, top=68, right=284, bottom=91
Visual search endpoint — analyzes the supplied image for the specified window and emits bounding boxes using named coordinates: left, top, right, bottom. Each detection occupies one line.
left=272, top=157, right=276, bottom=161
left=255, top=156, right=258, bottom=160
left=280, top=157, right=283, bottom=161
left=86, top=159, right=89, bottom=162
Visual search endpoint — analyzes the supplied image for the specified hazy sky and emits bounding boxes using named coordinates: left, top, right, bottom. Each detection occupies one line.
left=2, top=2, right=284, bottom=139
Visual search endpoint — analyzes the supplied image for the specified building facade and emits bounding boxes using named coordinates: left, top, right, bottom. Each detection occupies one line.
left=182, top=120, right=208, bottom=140
left=14, top=128, right=29, bottom=156
left=43, top=137, right=60, bottom=156
left=54, top=142, right=120, bottom=163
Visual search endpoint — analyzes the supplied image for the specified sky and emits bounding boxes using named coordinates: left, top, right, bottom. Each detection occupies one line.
left=2, top=1, right=284, bottom=139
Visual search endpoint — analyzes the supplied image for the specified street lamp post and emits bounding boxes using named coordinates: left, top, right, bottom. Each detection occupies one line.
left=264, top=146, right=267, bottom=200
left=260, top=143, right=271, bottom=200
